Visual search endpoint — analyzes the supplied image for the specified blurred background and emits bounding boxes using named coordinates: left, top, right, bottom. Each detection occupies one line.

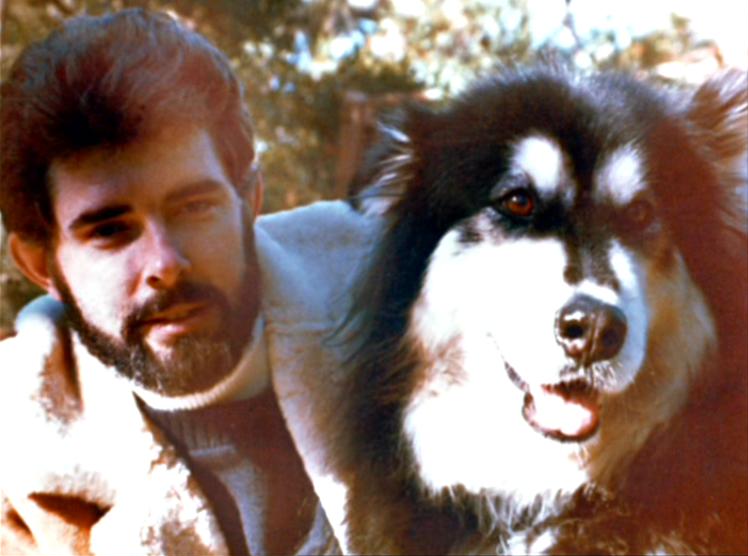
left=1, top=0, right=746, bottom=332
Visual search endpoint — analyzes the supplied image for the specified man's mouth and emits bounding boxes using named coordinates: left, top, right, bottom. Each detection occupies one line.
left=506, top=363, right=601, bottom=442
left=139, top=302, right=217, bottom=342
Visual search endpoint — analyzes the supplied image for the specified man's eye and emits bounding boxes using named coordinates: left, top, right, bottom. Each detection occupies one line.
left=179, top=199, right=216, bottom=216
left=89, top=221, right=133, bottom=241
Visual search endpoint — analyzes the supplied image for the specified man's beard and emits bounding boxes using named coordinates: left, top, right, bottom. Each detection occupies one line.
left=52, top=221, right=260, bottom=398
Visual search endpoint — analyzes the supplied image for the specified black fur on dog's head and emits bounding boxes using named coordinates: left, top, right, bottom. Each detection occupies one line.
left=334, top=67, right=747, bottom=555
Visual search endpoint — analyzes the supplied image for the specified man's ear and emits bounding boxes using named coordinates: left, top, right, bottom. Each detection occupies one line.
left=8, top=233, right=61, bottom=300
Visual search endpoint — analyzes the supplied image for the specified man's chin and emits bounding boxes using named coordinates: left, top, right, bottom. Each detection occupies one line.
left=68, top=310, right=245, bottom=398
left=126, top=334, right=241, bottom=397
left=70, top=314, right=252, bottom=398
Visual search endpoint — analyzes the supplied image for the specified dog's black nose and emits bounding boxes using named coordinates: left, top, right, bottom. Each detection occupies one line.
left=556, top=295, right=627, bottom=363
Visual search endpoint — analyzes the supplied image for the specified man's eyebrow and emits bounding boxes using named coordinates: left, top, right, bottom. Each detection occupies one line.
left=165, top=179, right=227, bottom=203
left=67, top=180, right=228, bottom=232
left=68, top=205, right=131, bottom=232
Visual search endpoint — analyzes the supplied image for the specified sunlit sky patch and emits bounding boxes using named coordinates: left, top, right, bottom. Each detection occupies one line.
left=529, top=0, right=747, bottom=66
left=293, top=0, right=746, bottom=85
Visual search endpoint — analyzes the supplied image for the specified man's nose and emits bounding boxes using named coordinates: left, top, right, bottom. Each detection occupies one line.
left=142, top=224, right=190, bottom=290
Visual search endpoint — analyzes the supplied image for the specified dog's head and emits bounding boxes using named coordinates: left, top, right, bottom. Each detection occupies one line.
left=347, top=68, right=747, bottom=512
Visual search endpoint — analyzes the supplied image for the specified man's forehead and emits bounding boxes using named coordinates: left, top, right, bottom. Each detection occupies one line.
left=49, top=125, right=234, bottom=219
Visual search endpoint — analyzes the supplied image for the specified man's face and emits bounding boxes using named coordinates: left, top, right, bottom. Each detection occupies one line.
left=48, top=125, right=259, bottom=397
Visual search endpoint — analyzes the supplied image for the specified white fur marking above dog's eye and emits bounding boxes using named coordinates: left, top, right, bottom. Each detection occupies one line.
left=511, top=136, right=567, bottom=197
left=596, top=145, right=646, bottom=204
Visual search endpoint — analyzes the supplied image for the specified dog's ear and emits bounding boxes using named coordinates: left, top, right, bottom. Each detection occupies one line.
left=350, top=106, right=426, bottom=216
left=686, top=70, right=747, bottom=194
left=683, top=70, right=747, bottom=332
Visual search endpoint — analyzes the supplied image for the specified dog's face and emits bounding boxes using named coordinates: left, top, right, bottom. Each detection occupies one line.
left=352, top=69, right=746, bottom=513
left=402, top=133, right=715, bottom=505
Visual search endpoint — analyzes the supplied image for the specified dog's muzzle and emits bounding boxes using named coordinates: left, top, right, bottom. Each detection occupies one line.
left=506, top=361, right=601, bottom=442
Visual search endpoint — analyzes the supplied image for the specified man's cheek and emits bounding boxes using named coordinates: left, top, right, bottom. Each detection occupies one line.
left=198, top=239, right=247, bottom=294
left=81, top=286, right=128, bottom=338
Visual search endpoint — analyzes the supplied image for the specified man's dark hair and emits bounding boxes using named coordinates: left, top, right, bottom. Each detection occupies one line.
left=0, top=8, right=255, bottom=243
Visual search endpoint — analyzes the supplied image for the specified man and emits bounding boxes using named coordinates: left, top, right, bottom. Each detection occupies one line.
left=0, top=9, right=371, bottom=555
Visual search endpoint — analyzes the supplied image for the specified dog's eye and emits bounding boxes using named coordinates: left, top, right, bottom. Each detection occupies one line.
left=622, top=199, right=656, bottom=232
left=499, top=189, right=536, bottom=218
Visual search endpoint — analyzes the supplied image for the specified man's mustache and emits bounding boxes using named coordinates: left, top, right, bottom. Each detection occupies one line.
left=123, top=282, right=230, bottom=341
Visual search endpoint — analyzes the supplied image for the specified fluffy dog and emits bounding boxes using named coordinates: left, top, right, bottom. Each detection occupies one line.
left=331, top=68, right=747, bottom=554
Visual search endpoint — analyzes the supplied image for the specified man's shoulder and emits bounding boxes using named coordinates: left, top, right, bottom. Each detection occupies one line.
left=255, top=200, right=380, bottom=328
left=0, top=296, right=70, bottom=409
left=0, top=296, right=80, bottom=495
left=0, top=295, right=66, bottom=362
left=256, top=199, right=378, bottom=249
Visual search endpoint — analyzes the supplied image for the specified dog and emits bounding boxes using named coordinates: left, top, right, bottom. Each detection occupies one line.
left=330, top=67, right=747, bottom=554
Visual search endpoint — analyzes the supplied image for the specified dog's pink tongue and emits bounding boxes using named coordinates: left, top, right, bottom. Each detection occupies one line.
left=525, top=387, right=599, bottom=440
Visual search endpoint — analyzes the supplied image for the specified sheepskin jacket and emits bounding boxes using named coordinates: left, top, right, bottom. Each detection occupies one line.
left=0, top=201, right=375, bottom=555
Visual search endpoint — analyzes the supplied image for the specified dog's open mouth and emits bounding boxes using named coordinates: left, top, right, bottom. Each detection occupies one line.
left=506, top=364, right=600, bottom=442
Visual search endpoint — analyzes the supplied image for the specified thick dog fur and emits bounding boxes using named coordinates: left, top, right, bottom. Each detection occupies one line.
left=332, top=68, right=748, bottom=555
